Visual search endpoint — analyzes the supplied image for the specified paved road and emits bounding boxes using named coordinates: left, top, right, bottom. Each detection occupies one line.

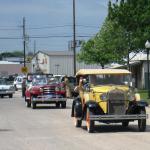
left=0, top=91, right=150, bottom=150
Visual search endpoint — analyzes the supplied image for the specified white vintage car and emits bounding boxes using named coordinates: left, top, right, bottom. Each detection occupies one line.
left=0, top=78, right=15, bottom=98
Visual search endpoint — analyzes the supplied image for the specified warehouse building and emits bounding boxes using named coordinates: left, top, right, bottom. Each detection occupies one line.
left=31, top=51, right=101, bottom=75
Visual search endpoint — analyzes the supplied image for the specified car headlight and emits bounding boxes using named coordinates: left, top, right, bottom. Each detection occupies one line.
left=39, top=88, right=43, bottom=92
left=100, top=93, right=108, bottom=101
left=55, top=87, right=60, bottom=92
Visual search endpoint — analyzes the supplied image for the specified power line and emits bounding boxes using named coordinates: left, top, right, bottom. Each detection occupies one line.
left=0, top=34, right=94, bottom=39
left=0, top=24, right=99, bottom=30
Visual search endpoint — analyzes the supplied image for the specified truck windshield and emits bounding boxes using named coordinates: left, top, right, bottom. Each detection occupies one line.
left=32, top=78, right=47, bottom=86
left=89, top=74, right=130, bottom=86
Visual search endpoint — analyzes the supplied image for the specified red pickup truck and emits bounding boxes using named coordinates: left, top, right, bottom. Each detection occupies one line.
left=25, top=74, right=67, bottom=109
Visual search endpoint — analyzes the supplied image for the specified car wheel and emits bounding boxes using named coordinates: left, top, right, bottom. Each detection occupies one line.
left=122, top=121, right=129, bottom=127
left=9, top=94, right=13, bottom=98
left=61, top=101, right=66, bottom=108
left=86, top=108, right=94, bottom=133
left=1, top=95, right=4, bottom=98
left=31, top=102, right=36, bottom=109
left=138, top=109, right=146, bottom=132
left=56, top=102, right=60, bottom=108
left=26, top=101, right=31, bottom=107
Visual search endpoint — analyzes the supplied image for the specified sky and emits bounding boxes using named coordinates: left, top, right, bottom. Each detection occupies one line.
left=0, top=0, right=110, bottom=53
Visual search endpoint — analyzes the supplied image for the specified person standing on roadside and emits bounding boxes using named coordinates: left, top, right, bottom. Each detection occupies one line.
left=64, top=75, right=72, bottom=98
left=22, top=77, right=26, bottom=97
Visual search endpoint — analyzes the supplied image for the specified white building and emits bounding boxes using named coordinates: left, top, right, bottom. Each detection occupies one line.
left=31, top=51, right=101, bottom=76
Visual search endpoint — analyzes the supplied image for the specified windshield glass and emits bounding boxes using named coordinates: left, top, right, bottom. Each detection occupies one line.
left=89, top=74, right=130, bottom=86
left=32, top=78, right=47, bottom=86
left=0, top=78, right=13, bottom=85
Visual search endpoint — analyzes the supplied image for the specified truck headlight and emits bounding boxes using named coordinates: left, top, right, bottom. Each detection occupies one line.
left=39, top=88, right=43, bottom=92
left=100, top=93, right=108, bottom=101
left=55, top=87, right=60, bottom=92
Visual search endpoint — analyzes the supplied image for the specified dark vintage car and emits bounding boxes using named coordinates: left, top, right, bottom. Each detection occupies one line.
left=25, top=73, right=67, bottom=109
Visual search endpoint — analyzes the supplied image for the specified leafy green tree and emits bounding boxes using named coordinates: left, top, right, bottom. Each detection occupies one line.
left=108, top=0, right=150, bottom=50
left=77, top=19, right=127, bottom=68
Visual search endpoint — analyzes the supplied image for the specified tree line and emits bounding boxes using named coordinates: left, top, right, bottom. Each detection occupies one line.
left=77, top=0, right=150, bottom=68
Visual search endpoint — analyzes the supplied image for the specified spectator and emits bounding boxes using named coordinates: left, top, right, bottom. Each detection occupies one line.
left=22, top=77, right=26, bottom=97
left=64, top=75, right=72, bottom=98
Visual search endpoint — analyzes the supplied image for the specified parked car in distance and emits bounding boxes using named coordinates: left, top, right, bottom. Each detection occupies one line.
left=0, top=77, right=15, bottom=98
left=25, top=73, right=67, bottom=109
left=13, top=75, right=25, bottom=90
left=71, top=69, right=148, bottom=133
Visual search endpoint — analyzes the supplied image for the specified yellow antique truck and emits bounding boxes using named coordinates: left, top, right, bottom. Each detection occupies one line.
left=71, top=69, right=148, bottom=133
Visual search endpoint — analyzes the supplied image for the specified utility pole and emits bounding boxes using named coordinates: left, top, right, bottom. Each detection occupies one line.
left=73, top=0, right=76, bottom=75
left=23, top=17, right=26, bottom=67
left=34, top=40, right=36, bottom=54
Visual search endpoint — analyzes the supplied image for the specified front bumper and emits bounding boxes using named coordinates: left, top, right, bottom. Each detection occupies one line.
left=89, top=114, right=148, bottom=121
left=32, top=94, right=67, bottom=103
left=0, top=90, right=15, bottom=95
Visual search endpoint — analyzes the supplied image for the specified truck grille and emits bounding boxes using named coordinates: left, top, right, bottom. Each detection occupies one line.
left=43, top=87, right=55, bottom=95
left=108, top=89, right=126, bottom=115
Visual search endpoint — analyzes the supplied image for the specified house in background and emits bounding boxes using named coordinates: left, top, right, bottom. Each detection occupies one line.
left=31, top=51, right=101, bottom=76
left=0, top=61, right=31, bottom=76
left=111, top=52, right=150, bottom=90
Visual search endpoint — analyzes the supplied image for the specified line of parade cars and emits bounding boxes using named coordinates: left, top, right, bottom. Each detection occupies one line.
left=0, top=69, right=149, bottom=133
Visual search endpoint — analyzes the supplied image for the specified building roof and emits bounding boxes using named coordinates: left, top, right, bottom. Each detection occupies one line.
left=39, top=50, right=73, bottom=56
left=76, top=69, right=131, bottom=76
left=0, top=61, right=19, bottom=64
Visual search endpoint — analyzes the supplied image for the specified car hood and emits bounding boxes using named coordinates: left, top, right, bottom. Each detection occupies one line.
left=0, top=85, right=12, bottom=90
left=91, top=85, right=129, bottom=93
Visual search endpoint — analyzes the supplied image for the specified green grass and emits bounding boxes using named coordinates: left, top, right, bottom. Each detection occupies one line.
left=139, top=90, right=150, bottom=104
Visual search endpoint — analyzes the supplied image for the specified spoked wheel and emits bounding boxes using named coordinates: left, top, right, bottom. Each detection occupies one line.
left=86, top=108, right=94, bottom=133
left=74, top=109, right=82, bottom=127
left=138, top=109, right=146, bottom=132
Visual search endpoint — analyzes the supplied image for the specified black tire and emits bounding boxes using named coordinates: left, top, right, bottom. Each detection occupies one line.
left=1, top=95, right=4, bottom=98
left=74, top=118, right=82, bottom=127
left=9, top=94, right=13, bottom=98
left=138, top=109, right=146, bottom=132
left=61, top=101, right=66, bottom=108
left=74, top=108, right=82, bottom=127
left=31, top=102, right=36, bottom=109
left=122, top=121, right=129, bottom=127
left=86, top=108, right=94, bottom=133
left=56, top=102, right=60, bottom=108
left=26, top=101, right=31, bottom=107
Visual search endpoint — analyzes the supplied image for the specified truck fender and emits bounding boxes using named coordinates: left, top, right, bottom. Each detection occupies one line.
left=71, top=96, right=82, bottom=117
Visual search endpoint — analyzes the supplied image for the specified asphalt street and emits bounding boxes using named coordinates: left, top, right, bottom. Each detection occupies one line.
left=0, top=91, right=150, bottom=150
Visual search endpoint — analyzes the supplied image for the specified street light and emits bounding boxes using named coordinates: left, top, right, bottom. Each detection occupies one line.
left=145, top=40, right=150, bottom=98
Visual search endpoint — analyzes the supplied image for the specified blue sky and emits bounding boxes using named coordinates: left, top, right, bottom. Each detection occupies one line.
left=0, top=0, right=110, bottom=53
